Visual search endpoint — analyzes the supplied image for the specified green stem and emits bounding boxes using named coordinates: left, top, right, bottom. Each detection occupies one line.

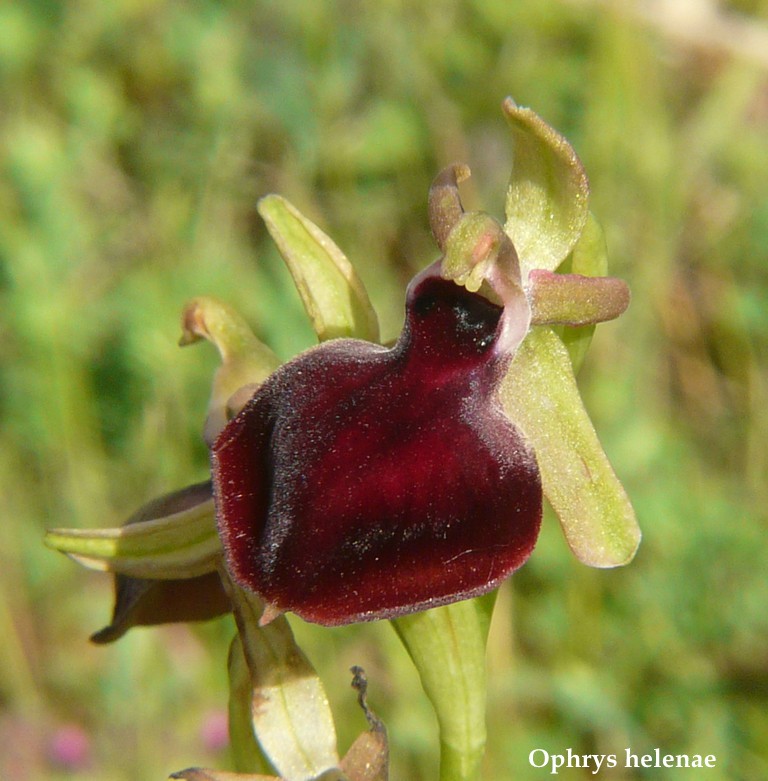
left=391, top=593, right=496, bottom=781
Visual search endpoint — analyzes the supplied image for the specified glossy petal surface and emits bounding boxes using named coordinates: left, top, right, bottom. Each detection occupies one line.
left=213, top=276, right=541, bottom=626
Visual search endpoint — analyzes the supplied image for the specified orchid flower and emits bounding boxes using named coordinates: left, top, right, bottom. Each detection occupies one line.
left=46, top=100, right=639, bottom=781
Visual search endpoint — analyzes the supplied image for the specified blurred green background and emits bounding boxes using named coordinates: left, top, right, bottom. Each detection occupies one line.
left=2, top=1, right=767, bottom=779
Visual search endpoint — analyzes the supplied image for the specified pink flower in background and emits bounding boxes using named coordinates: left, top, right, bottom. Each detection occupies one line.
left=48, top=723, right=92, bottom=771
left=200, top=709, right=229, bottom=754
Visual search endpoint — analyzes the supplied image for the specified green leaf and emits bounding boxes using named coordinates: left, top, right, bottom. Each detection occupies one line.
left=499, top=327, right=641, bottom=567
left=258, top=195, right=380, bottom=343
left=502, top=98, right=589, bottom=278
left=45, top=488, right=220, bottom=579
left=392, top=594, right=496, bottom=781
left=222, top=573, right=341, bottom=781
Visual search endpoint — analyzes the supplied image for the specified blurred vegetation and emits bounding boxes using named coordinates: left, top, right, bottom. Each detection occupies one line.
left=1, top=1, right=767, bottom=779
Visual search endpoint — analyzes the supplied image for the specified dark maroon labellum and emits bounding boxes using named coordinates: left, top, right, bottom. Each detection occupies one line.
left=212, top=274, right=542, bottom=625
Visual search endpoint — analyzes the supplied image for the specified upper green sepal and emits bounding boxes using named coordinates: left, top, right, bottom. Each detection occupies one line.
left=502, top=98, right=589, bottom=279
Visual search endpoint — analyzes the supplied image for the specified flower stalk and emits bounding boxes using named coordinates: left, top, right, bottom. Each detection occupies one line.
left=392, top=594, right=496, bottom=781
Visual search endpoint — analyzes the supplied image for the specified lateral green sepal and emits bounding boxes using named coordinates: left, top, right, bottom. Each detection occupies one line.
left=499, top=328, right=640, bottom=567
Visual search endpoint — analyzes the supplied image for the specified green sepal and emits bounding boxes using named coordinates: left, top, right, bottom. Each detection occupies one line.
left=391, top=593, right=496, bottom=781
left=502, top=98, right=589, bottom=279
left=499, top=327, right=640, bottom=567
left=258, top=195, right=380, bottom=343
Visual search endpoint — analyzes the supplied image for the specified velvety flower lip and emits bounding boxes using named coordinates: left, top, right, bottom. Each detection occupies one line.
left=212, top=268, right=543, bottom=626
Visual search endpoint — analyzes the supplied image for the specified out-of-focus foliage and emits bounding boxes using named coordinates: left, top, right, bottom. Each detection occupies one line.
left=1, top=1, right=766, bottom=779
